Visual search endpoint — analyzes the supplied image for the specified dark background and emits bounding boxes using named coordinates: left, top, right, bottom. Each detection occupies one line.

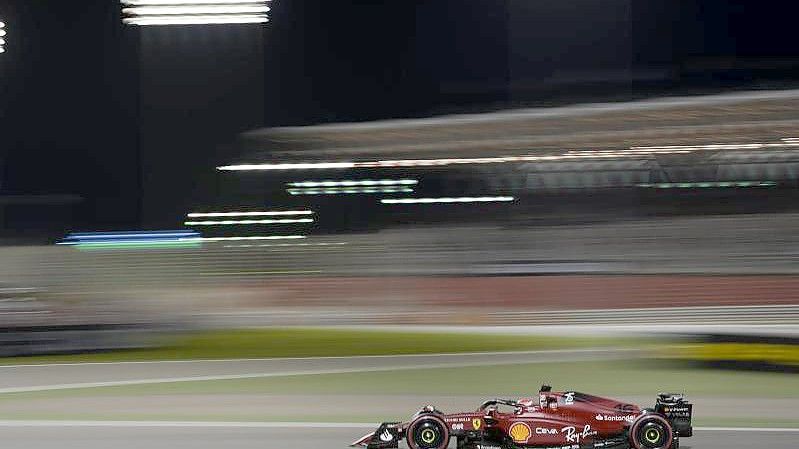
left=1, top=0, right=799, bottom=235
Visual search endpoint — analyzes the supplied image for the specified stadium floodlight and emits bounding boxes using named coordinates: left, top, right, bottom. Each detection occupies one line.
left=0, top=21, right=6, bottom=54
left=121, top=0, right=271, bottom=26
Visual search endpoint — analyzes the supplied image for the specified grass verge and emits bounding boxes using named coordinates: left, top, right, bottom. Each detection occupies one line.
left=0, top=328, right=635, bottom=365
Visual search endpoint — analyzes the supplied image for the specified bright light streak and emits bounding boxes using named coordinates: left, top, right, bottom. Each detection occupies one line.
left=218, top=162, right=356, bottom=171
left=122, top=0, right=271, bottom=4
left=216, top=151, right=697, bottom=171
left=70, top=240, right=201, bottom=248
left=0, top=21, right=5, bottom=53
left=58, top=230, right=201, bottom=246
left=65, top=231, right=198, bottom=240
left=184, top=218, right=314, bottom=226
left=188, top=235, right=307, bottom=242
left=630, top=141, right=799, bottom=151
left=123, top=14, right=268, bottom=25
left=637, top=181, right=777, bottom=189
left=381, top=196, right=515, bottom=204
left=187, top=210, right=313, bottom=218
left=286, top=180, right=418, bottom=193
left=288, top=187, right=414, bottom=195
left=219, top=139, right=799, bottom=172
left=288, top=179, right=418, bottom=188
left=224, top=242, right=348, bottom=248
left=123, top=5, right=270, bottom=15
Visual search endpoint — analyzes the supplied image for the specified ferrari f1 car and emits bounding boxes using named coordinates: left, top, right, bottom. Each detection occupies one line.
left=352, top=386, right=692, bottom=449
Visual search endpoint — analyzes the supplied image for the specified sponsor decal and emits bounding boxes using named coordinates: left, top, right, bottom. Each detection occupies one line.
left=539, top=394, right=547, bottom=408
left=472, top=418, right=482, bottom=430
left=595, top=414, right=636, bottom=422
left=452, top=423, right=464, bottom=431
left=663, top=406, right=691, bottom=418
left=446, top=417, right=473, bottom=423
left=476, top=445, right=502, bottom=449
left=379, top=429, right=394, bottom=442
left=561, top=425, right=597, bottom=444
left=563, top=392, right=575, bottom=405
left=509, top=422, right=532, bottom=443
left=536, top=427, right=559, bottom=435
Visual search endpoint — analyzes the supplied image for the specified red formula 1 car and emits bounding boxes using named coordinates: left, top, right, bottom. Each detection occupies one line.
left=352, top=386, right=692, bottom=449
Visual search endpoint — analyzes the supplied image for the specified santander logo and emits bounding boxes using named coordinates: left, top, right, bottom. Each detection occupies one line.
left=596, top=414, right=635, bottom=422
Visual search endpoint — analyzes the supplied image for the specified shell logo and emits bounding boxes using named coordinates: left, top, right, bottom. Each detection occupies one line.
left=509, top=422, right=532, bottom=443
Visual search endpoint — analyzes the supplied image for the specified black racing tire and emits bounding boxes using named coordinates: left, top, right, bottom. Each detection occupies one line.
left=406, top=414, right=450, bottom=449
left=629, top=415, right=674, bottom=449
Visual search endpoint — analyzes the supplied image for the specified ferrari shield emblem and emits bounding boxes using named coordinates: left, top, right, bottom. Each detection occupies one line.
left=472, top=418, right=482, bottom=430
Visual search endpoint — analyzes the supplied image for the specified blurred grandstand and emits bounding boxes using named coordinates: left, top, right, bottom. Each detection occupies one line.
left=3, top=89, right=799, bottom=347
left=208, top=89, right=799, bottom=231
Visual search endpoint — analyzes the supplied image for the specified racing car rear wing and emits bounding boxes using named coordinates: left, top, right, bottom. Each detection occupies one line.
left=655, top=393, right=693, bottom=438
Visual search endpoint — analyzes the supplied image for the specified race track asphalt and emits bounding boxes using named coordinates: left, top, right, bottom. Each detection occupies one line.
left=0, top=352, right=797, bottom=448
left=0, top=425, right=793, bottom=449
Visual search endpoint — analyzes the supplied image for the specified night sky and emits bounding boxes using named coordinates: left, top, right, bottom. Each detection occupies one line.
left=1, top=0, right=799, bottom=236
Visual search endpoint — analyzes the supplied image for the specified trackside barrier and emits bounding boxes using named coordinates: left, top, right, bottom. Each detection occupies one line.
left=669, top=334, right=799, bottom=373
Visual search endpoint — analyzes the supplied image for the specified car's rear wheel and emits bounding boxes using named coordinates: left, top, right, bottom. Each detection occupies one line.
left=406, top=414, right=450, bottom=449
left=629, top=415, right=674, bottom=449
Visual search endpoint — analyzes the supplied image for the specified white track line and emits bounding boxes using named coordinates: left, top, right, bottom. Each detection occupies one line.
left=696, top=427, right=799, bottom=433
left=0, top=348, right=632, bottom=369
left=0, top=421, right=794, bottom=432
left=0, top=353, right=628, bottom=394
left=0, top=421, right=377, bottom=428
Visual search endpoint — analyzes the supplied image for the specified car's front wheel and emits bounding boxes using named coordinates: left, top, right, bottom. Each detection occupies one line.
left=406, top=414, right=450, bottom=449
